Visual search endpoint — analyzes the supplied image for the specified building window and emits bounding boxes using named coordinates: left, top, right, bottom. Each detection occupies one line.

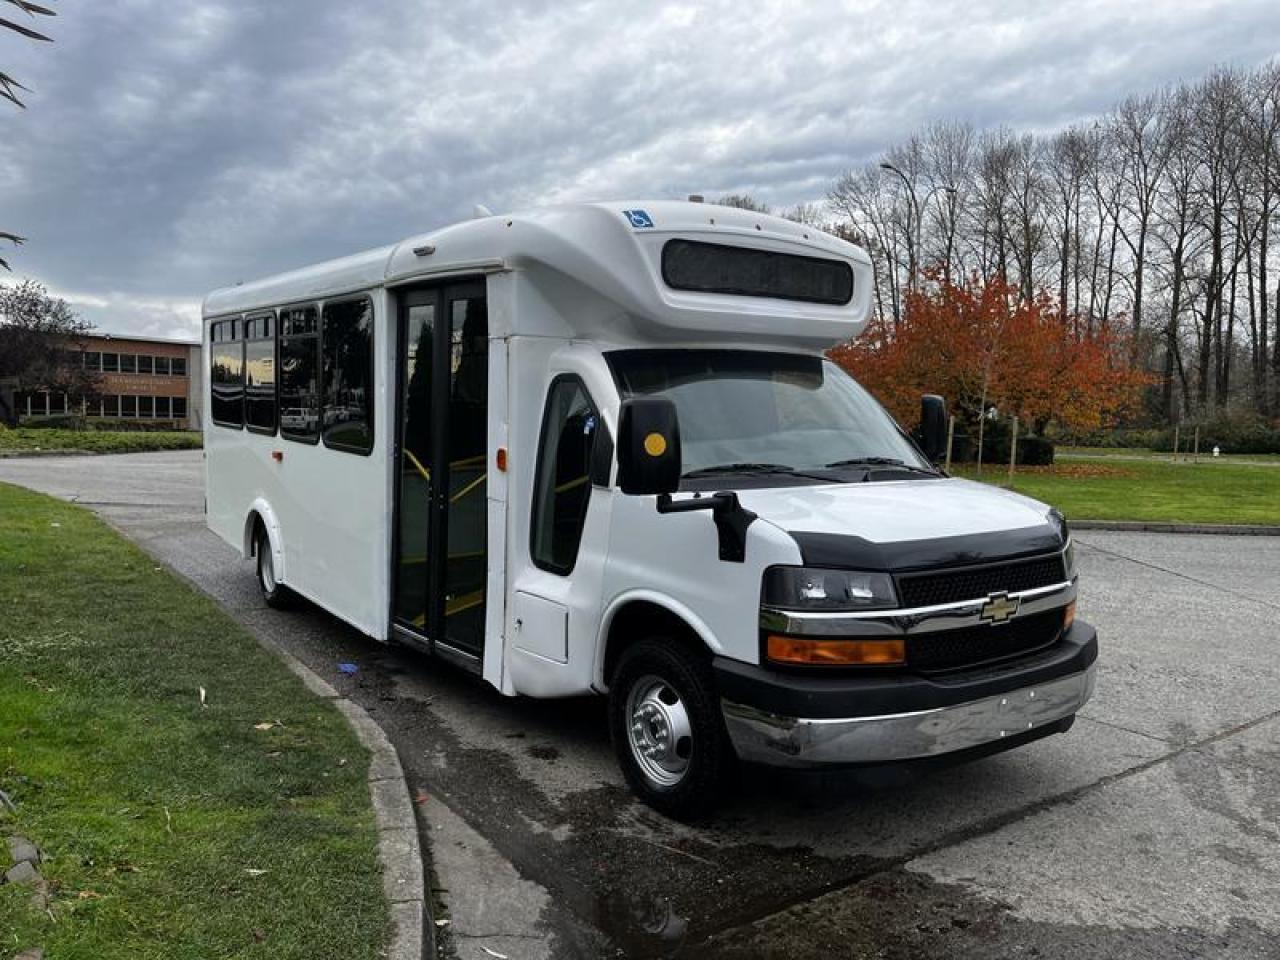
left=171, top=356, right=186, bottom=377
left=84, top=351, right=101, bottom=371
left=138, top=355, right=154, bottom=375
left=120, top=354, right=136, bottom=374
left=530, top=377, right=603, bottom=575
left=138, top=396, right=154, bottom=418
left=121, top=395, right=137, bottom=418
left=155, top=356, right=171, bottom=376
left=210, top=318, right=245, bottom=428
left=103, top=395, right=119, bottom=417
left=173, top=397, right=188, bottom=419
left=155, top=396, right=170, bottom=419
left=321, top=297, right=374, bottom=454
left=245, top=312, right=277, bottom=434
left=102, top=352, right=119, bottom=373
left=279, top=305, right=320, bottom=442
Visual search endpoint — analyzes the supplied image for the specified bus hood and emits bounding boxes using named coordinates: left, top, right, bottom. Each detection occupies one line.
left=737, top=478, right=1066, bottom=570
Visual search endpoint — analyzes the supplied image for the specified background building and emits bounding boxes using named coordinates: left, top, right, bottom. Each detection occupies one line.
left=15, top=332, right=203, bottom=431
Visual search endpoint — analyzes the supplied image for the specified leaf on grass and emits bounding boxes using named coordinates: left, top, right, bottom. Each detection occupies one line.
left=199, top=686, right=207, bottom=707
left=244, top=868, right=268, bottom=877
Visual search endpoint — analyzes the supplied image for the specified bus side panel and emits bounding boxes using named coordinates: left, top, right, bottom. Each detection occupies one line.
left=203, top=294, right=391, bottom=642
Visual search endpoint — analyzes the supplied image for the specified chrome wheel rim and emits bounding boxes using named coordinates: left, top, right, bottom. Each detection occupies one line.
left=626, top=675, right=693, bottom=788
left=259, top=539, right=276, bottom=593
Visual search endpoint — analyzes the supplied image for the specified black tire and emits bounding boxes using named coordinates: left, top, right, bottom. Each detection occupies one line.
left=255, top=524, right=294, bottom=610
left=608, top=637, right=736, bottom=820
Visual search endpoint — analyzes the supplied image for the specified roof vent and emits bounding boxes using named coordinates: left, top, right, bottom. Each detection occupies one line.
left=688, top=194, right=705, bottom=203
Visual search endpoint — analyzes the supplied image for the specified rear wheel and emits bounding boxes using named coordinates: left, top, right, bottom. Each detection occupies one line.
left=608, top=638, right=735, bottom=820
left=255, top=524, right=294, bottom=610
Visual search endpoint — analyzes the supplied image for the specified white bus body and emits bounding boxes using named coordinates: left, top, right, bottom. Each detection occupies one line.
left=204, top=201, right=1096, bottom=818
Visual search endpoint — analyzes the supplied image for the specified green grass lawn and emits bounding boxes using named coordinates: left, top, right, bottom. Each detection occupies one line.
left=0, top=428, right=202, bottom=455
left=959, top=456, right=1280, bottom=525
left=0, top=484, right=386, bottom=959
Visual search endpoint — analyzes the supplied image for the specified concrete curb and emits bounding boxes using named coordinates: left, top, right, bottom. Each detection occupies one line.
left=252, top=634, right=429, bottom=960
left=1072, top=520, right=1280, bottom=536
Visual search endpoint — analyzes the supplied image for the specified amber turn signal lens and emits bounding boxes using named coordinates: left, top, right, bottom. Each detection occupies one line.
left=767, top=635, right=905, bottom=666
left=1063, top=600, right=1076, bottom=631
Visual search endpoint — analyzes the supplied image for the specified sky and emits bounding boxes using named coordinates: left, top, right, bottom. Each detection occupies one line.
left=1, top=0, right=1277, bottom=340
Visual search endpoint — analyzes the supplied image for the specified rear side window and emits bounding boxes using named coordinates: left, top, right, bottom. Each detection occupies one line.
left=279, top=305, right=320, bottom=442
left=321, top=297, right=374, bottom=454
left=531, top=377, right=605, bottom=575
left=662, top=239, right=854, bottom=305
left=210, top=318, right=244, bottom=428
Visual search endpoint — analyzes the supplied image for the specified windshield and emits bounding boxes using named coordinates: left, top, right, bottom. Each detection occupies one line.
left=607, top=349, right=933, bottom=481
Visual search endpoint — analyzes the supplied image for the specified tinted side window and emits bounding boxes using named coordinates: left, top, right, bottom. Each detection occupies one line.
left=210, top=319, right=245, bottom=428
left=245, top=312, right=277, bottom=434
left=279, top=305, right=319, bottom=442
left=531, top=377, right=602, bottom=574
left=321, top=297, right=374, bottom=454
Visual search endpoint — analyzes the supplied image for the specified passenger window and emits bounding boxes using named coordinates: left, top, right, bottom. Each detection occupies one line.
left=531, top=377, right=605, bottom=574
left=279, top=305, right=320, bottom=442
left=321, top=297, right=374, bottom=454
left=245, top=312, right=277, bottom=434
left=210, top=318, right=245, bottom=428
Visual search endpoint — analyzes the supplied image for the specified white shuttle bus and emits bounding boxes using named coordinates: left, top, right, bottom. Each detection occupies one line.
left=204, top=201, right=1096, bottom=818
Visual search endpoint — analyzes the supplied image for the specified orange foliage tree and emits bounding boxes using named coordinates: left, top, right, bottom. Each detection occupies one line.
left=829, top=274, right=1150, bottom=435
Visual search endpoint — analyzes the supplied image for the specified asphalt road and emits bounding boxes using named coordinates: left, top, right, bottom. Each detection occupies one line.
left=2, top=450, right=1278, bottom=959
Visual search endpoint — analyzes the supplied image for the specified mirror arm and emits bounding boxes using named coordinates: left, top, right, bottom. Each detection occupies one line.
left=656, top=492, right=758, bottom=563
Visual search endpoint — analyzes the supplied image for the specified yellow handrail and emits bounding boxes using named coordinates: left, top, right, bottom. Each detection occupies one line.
left=403, top=448, right=431, bottom=483
left=450, top=472, right=487, bottom=504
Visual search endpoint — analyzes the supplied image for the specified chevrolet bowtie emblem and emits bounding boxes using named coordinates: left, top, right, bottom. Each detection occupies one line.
left=980, top=591, right=1020, bottom=624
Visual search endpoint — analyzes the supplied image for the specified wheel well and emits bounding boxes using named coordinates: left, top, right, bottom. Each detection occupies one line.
left=603, top=600, right=709, bottom=685
left=245, top=511, right=265, bottom=558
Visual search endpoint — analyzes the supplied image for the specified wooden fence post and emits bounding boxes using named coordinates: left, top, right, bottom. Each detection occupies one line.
left=1008, top=416, right=1019, bottom=480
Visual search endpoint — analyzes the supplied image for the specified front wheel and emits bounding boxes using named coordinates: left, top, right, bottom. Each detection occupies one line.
left=255, top=525, right=294, bottom=610
left=608, top=638, right=736, bottom=820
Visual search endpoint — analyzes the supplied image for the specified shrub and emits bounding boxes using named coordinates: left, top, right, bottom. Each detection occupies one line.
left=949, top=420, right=1055, bottom=466
left=1150, top=412, right=1280, bottom=455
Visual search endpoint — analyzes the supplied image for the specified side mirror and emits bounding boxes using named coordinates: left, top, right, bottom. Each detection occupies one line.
left=920, top=394, right=947, bottom=462
left=617, top=397, right=682, bottom=495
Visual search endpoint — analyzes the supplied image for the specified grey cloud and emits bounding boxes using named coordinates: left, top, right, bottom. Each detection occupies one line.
left=1, top=0, right=1277, bottom=337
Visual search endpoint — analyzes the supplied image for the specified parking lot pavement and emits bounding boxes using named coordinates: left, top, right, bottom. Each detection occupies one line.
left=2, top=450, right=1278, bottom=959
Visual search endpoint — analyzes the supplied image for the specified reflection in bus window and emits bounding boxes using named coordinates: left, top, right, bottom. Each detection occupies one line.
left=321, top=298, right=374, bottom=454
left=279, top=305, right=319, bottom=442
left=210, top=319, right=245, bottom=428
left=245, top=312, right=277, bottom=433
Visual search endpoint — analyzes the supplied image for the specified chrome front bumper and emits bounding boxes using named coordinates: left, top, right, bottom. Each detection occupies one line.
left=722, top=663, right=1096, bottom=768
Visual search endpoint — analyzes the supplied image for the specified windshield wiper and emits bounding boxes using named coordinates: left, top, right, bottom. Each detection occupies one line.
left=823, top=457, right=939, bottom=476
left=683, top=462, right=798, bottom=478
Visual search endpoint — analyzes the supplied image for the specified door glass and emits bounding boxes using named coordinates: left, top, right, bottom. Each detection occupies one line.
left=442, top=293, right=488, bottom=654
left=394, top=302, right=435, bottom=627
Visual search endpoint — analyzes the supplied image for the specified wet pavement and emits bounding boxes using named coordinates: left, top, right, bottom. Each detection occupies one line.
left=2, top=450, right=1278, bottom=959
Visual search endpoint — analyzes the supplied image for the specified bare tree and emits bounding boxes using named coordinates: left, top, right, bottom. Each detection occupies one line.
left=1, top=0, right=57, bottom=270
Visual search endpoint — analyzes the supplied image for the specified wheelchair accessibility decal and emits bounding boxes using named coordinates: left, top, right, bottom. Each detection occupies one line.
left=623, top=209, right=654, bottom=229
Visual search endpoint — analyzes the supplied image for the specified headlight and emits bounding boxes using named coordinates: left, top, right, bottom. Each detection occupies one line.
left=762, top=566, right=898, bottom=611
left=1063, top=539, right=1076, bottom=579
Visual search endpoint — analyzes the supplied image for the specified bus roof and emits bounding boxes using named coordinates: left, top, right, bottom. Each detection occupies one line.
left=203, top=201, right=874, bottom=349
